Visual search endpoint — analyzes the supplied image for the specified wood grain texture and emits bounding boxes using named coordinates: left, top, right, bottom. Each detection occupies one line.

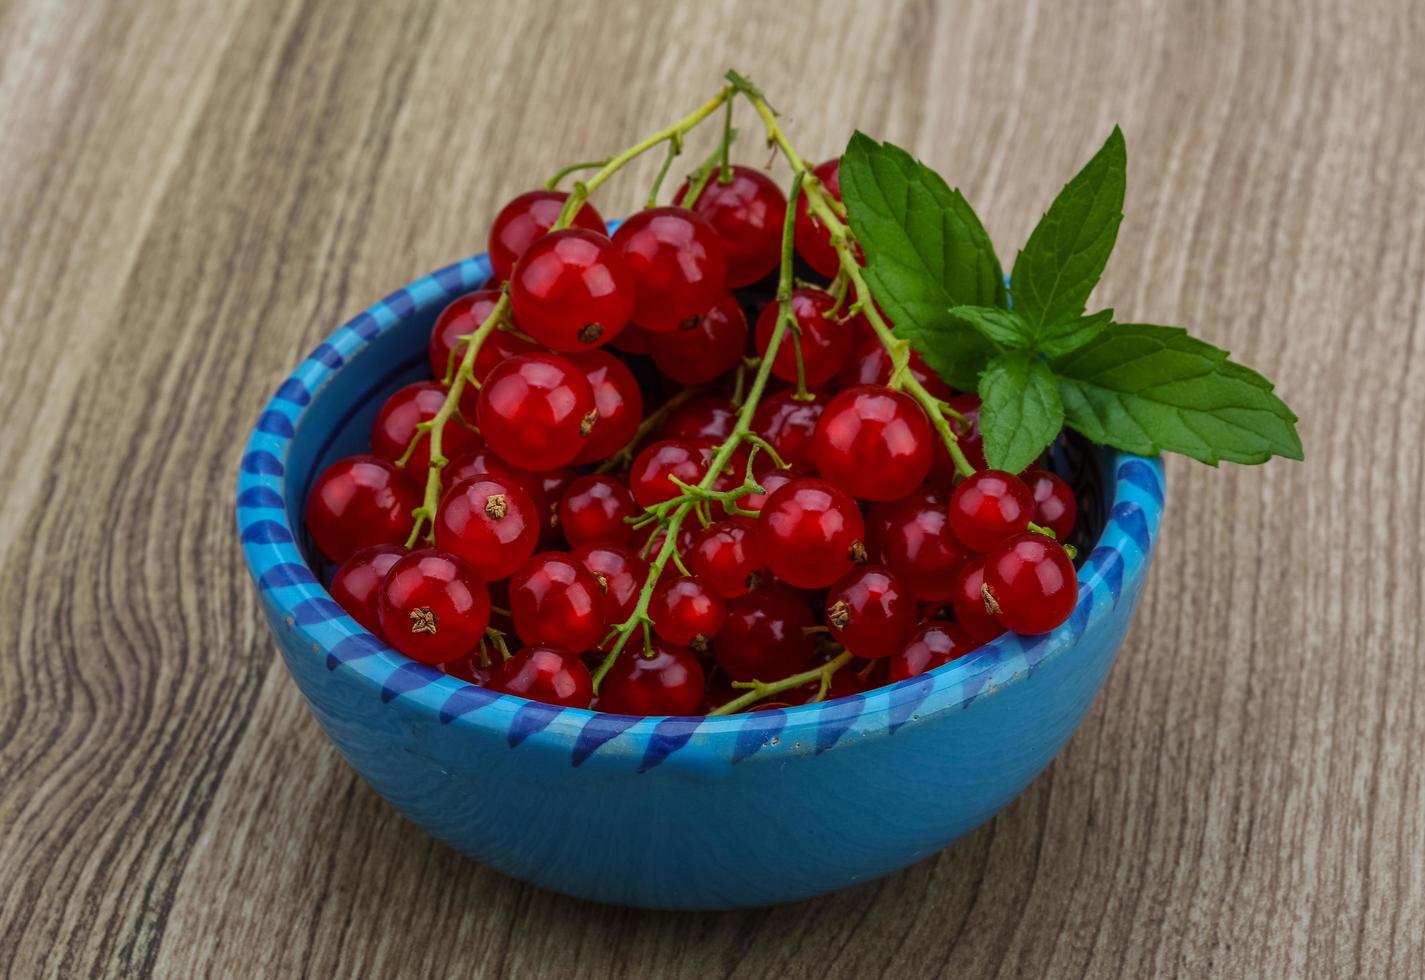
left=1, top=0, right=1421, bottom=976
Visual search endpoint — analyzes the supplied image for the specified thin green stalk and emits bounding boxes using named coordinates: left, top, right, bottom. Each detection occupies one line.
left=710, top=651, right=854, bottom=715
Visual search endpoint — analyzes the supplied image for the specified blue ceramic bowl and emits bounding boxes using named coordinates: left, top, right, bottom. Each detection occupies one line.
left=236, top=247, right=1166, bottom=910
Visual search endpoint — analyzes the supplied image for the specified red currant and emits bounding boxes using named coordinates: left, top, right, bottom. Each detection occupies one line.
left=442, top=448, right=545, bottom=517
left=649, top=293, right=748, bottom=384
left=509, top=552, right=607, bottom=652
left=662, top=395, right=737, bottom=445
left=369, top=381, right=481, bottom=474
left=598, top=638, right=705, bottom=715
left=948, top=469, right=1035, bottom=552
left=754, top=288, right=852, bottom=386
left=759, top=477, right=866, bottom=589
left=476, top=352, right=596, bottom=471
left=428, top=291, right=537, bottom=389
left=714, top=586, right=815, bottom=681
left=572, top=542, right=646, bottom=621
left=738, top=467, right=801, bottom=517
left=557, top=474, right=636, bottom=547
left=881, top=487, right=969, bottom=603
left=887, top=621, right=980, bottom=682
left=793, top=159, right=859, bottom=277
left=488, top=644, right=593, bottom=708
left=306, top=454, right=420, bottom=563
left=509, top=229, right=635, bottom=351
left=330, top=544, right=404, bottom=637
left=982, top=532, right=1077, bottom=635
left=613, top=207, right=727, bottom=332
left=377, top=548, right=490, bottom=664
left=674, top=165, right=787, bottom=287
left=949, top=557, right=1006, bottom=643
left=750, top=388, right=826, bottom=471
left=824, top=566, right=916, bottom=659
left=567, top=349, right=642, bottom=463
left=649, top=575, right=726, bottom=649
left=1025, top=469, right=1077, bottom=541
left=812, top=385, right=933, bottom=501
left=487, top=190, right=606, bottom=283
left=837, top=329, right=953, bottom=401
left=689, top=518, right=766, bottom=598
left=434, top=476, right=539, bottom=581
left=628, top=439, right=707, bottom=508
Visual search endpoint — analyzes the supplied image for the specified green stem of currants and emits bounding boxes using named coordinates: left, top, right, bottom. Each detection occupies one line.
left=709, top=650, right=855, bottom=716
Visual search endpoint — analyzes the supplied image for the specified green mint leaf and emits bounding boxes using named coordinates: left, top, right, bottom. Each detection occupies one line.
left=840, top=131, right=1005, bottom=390
left=1036, top=308, right=1113, bottom=358
left=948, top=305, right=1033, bottom=349
left=1012, top=127, right=1126, bottom=332
left=979, top=352, right=1065, bottom=473
left=1053, top=322, right=1303, bottom=465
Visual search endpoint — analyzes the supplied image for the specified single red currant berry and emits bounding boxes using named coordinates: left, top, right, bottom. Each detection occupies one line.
left=572, top=542, right=646, bottom=621
left=628, top=439, right=708, bottom=508
left=306, top=454, right=420, bottom=563
left=649, top=293, right=749, bottom=384
left=441, top=650, right=494, bottom=687
left=813, top=384, right=934, bottom=501
left=662, top=395, right=738, bottom=445
left=981, top=532, right=1077, bottom=635
left=674, top=165, right=788, bottom=287
left=836, top=329, right=954, bottom=401
left=487, top=190, right=606, bottom=283
left=509, top=552, right=608, bottom=652
left=377, top=549, right=490, bottom=664
left=738, top=467, right=801, bottom=517
left=568, top=350, right=643, bottom=464
left=509, top=229, right=635, bottom=351
left=754, top=288, right=852, bottom=386
left=881, top=488, right=969, bottom=603
left=690, top=518, right=766, bottom=598
left=649, top=575, right=726, bottom=650
left=759, top=477, right=867, bottom=589
left=476, top=352, right=596, bottom=471
left=598, top=638, right=705, bottom=715
left=948, top=469, right=1036, bottom=552
left=824, top=566, right=916, bottom=660
left=428, top=290, right=538, bottom=388
left=887, top=621, right=981, bottom=682
left=950, top=557, right=1007, bottom=643
left=329, top=544, right=405, bottom=637
left=558, top=474, right=636, bottom=547
left=1025, top=469, right=1077, bottom=541
left=612, top=206, right=727, bottom=332
left=793, top=159, right=860, bottom=277
left=750, top=388, right=826, bottom=471
left=434, top=476, right=539, bottom=581
left=369, top=381, right=481, bottom=474
left=442, top=448, right=544, bottom=515
left=714, top=586, right=815, bottom=682
left=930, top=394, right=989, bottom=483
left=488, top=644, right=593, bottom=708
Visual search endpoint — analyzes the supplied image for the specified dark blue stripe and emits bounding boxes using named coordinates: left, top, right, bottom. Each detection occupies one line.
left=1084, top=546, right=1124, bottom=601
left=1110, top=501, right=1150, bottom=553
left=439, top=683, right=500, bottom=723
left=293, top=597, right=345, bottom=625
left=1118, top=458, right=1164, bottom=506
left=815, top=695, right=866, bottom=754
left=639, top=717, right=701, bottom=772
left=258, top=562, right=318, bottom=588
left=240, top=451, right=284, bottom=476
left=238, top=486, right=284, bottom=509
left=241, top=520, right=293, bottom=544
left=571, top=713, right=640, bottom=766
left=508, top=701, right=564, bottom=747
left=382, top=289, right=416, bottom=318
left=349, top=312, right=381, bottom=340
left=381, top=661, right=443, bottom=702
left=308, top=342, right=344, bottom=368
left=275, top=378, right=311, bottom=405
left=731, top=710, right=786, bottom=764
left=886, top=675, right=934, bottom=734
left=325, top=633, right=387, bottom=670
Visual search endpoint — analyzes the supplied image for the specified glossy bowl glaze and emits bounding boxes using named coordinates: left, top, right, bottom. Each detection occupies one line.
left=236, top=247, right=1166, bottom=910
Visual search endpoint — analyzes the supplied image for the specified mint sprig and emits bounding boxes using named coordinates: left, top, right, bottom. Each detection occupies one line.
left=839, top=128, right=1303, bottom=470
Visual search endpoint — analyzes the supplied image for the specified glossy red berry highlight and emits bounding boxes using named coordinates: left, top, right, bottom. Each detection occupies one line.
left=690, top=519, right=766, bottom=598
left=649, top=575, right=726, bottom=649
left=754, top=288, right=852, bottom=386
left=509, top=552, right=607, bottom=652
left=509, top=228, right=635, bottom=351
left=377, top=548, right=490, bottom=664
left=948, top=469, right=1036, bottom=552
left=428, top=290, right=537, bottom=388
left=476, top=352, right=596, bottom=471
left=369, top=381, right=481, bottom=474
left=750, top=388, right=826, bottom=471
left=982, top=532, right=1077, bottom=635
left=880, top=487, right=968, bottom=603
left=887, top=621, right=980, bottom=682
left=306, top=454, right=420, bottom=563
left=613, top=206, right=727, bottom=332
left=628, top=439, right=707, bottom=508
left=837, top=330, right=953, bottom=401
left=329, top=544, right=404, bottom=637
left=558, top=474, right=636, bottom=546
left=662, top=395, right=737, bottom=445
left=813, top=385, right=934, bottom=501
left=714, top=587, right=815, bottom=681
left=675, top=165, right=787, bottom=286
left=568, top=349, right=643, bottom=463
left=488, top=645, right=593, bottom=708
left=649, top=293, right=748, bottom=384
left=759, top=477, right=866, bottom=589
left=598, top=639, right=705, bottom=715
left=824, top=566, right=916, bottom=660
left=1025, top=469, right=1077, bottom=541
left=434, top=476, right=539, bottom=581
left=487, top=190, right=606, bottom=283
left=572, top=543, right=646, bottom=621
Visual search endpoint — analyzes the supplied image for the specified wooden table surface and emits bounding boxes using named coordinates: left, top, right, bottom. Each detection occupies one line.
left=2, top=1, right=1422, bottom=976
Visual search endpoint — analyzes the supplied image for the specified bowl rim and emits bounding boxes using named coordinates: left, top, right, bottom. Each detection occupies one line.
left=236, top=247, right=1166, bottom=768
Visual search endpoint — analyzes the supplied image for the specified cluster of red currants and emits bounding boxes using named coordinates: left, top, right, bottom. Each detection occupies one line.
left=304, top=160, right=1081, bottom=716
